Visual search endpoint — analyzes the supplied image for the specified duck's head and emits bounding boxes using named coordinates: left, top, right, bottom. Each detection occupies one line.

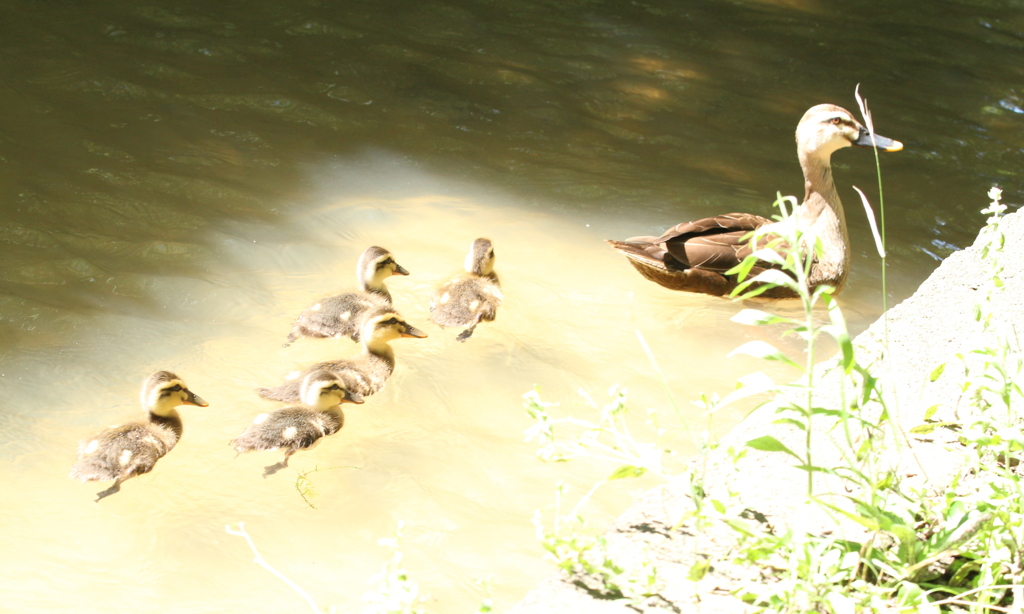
left=358, top=246, right=410, bottom=290
left=359, top=310, right=428, bottom=347
left=299, top=369, right=364, bottom=409
left=796, top=104, right=903, bottom=161
left=464, top=238, right=496, bottom=276
left=141, top=371, right=208, bottom=416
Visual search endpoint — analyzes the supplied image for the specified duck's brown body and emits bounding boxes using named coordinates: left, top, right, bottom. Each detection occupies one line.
left=607, top=104, right=902, bottom=298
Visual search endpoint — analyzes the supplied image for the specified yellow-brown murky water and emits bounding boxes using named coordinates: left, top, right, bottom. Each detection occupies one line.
left=1, top=161, right=825, bottom=613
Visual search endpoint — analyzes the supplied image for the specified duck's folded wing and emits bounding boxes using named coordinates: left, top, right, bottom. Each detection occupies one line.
left=651, top=213, right=775, bottom=272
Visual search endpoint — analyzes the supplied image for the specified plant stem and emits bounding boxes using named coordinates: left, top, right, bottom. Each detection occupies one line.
left=225, top=522, right=322, bottom=614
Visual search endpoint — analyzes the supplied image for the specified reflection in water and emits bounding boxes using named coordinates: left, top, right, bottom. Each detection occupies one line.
left=1, top=0, right=1022, bottom=611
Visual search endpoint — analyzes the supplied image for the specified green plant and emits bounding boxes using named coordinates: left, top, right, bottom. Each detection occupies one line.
left=523, top=101, right=1024, bottom=611
left=532, top=484, right=661, bottom=606
left=361, top=522, right=428, bottom=614
left=294, top=464, right=358, bottom=509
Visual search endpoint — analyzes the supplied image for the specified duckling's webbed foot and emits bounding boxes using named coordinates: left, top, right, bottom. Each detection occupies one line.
left=94, top=479, right=123, bottom=502
left=262, top=459, right=289, bottom=478
left=455, top=326, right=477, bottom=342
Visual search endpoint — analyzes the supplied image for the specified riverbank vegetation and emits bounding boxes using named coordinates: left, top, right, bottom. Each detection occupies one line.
left=522, top=180, right=1022, bottom=613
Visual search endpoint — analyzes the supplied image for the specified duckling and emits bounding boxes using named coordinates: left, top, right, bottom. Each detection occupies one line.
left=232, top=370, right=364, bottom=477
left=606, top=104, right=903, bottom=298
left=284, top=246, right=409, bottom=346
left=70, top=371, right=208, bottom=502
left=429, top=238, right=502, bottom=342
left=259, top=310, right=427, bottom=403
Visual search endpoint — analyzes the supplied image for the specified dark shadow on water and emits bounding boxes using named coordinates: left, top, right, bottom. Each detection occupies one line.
left=0, top=0, right=1020, bottom=354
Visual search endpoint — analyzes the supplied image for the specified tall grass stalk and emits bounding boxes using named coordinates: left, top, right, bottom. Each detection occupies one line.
left=854, top=85, right=891, bottom=317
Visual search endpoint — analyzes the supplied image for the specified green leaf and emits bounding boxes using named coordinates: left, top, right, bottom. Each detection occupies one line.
left=909, top=423, right=936, bottom=435
left=813, top=497, right=881, bottom=531
left=608, top=465, right=646, bottom=480
left=726, top=255, right=759, bottom=282
left=825, top=297, right=855, bottom=373
left=809, top=407, right=843, bottom=418
left=773, top=417, right=808, bottom=431
left=929, top=363, right=946, bottom=382
left=687, top=558, right=710, bottom=582
left=728, top=341, right=801, bottom=370
left=730, top=279, right=773, bottom=299
left=746, top=435, right=801, bottom=460
left=794, top=464, right=833, bottom=474
left=749, top=268, right=800, bottom=290
left=731, top=309, right=791, bottom=327
left=747, top=247, right=787, bottom=267
left=712, top=372, right=777, bottom=410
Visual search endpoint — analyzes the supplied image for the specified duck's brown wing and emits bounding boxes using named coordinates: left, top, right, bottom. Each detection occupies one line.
left=608, top=213, right=774, bottom=271
left=654, top=212, right=774, bottom=272
left=606, top=213, right=790, bottom=297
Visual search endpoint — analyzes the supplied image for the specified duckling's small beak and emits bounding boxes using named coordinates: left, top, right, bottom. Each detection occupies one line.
left=393, top=264, right=410, bottom=276
left=184, top=390, right=209, bottom=407
left=854, top=127, right=903, bottom=152
left=344, top=390, right=365, bottom=404
left=401, top=324, right=428, bottom=339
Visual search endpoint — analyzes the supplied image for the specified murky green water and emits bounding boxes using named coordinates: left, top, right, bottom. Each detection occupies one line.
left=2, top=1, right=1022, bottom=611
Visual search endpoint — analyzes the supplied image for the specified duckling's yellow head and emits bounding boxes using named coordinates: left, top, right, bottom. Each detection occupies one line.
left=300, top=369, right=364, bottom=409
left=464, top=238, right=496, bottom=276
left=797, top=104, right=902, bottom=160
left=141, top=371, right=208, bottom=416
left=358, top=246, right=410, bottom=288
left=359, top=311, right=428, bottom=347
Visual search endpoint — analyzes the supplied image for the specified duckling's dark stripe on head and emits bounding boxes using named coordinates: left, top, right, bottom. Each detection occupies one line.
left=375, top=258, right=395, bottom=270
left=159, top=384, right=184, bottom=398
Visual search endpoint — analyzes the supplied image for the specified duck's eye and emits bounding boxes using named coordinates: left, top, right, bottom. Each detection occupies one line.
left=159, top=384, right=183, bottom=398
left=381, top=317, right=399, bottom=326
left=376, top=259, right=394, bottom=270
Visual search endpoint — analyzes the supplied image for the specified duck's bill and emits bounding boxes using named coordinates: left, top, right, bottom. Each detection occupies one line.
left=401, top=325, right=428, bottom=338
left=185, top=391, right=210, bottom=407
left=394, top=264, right=410, bottom=276
left=344, top=390, right=365, bottom=404
left=854, top=127, right=903, bottom=151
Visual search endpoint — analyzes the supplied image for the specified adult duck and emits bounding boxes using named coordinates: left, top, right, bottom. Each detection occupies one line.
left=606, top=104, right=902, bottom=298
